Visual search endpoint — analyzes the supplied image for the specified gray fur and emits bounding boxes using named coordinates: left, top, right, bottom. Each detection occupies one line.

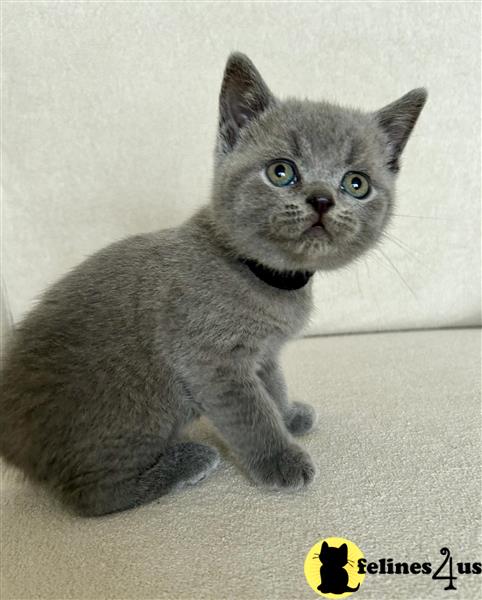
left=0, top=53, right=426, bottom=516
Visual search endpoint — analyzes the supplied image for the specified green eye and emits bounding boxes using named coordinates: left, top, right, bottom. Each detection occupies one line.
left=341, top=172, right=371, bottom=199
left=266, top=160, right=298, bottom=187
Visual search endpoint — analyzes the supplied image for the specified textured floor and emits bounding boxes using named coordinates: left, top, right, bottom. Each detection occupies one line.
left=1, top=329, right=481, bottom=599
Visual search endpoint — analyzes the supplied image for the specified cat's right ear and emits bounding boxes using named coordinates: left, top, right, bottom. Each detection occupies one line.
left=217, top=53, right=276, bottom=155
left=374, top=88, right=427, bottom=173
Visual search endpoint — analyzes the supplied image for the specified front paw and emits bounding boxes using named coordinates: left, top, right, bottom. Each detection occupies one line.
left=249, top=444, right=316, bottom=490
left=286, top=401, right=318, bottom=436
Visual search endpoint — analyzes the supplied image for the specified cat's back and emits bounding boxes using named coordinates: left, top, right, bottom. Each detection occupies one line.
left=0, top=229, right=178, bottom=451
left=3, top=228, right=176, bottom=355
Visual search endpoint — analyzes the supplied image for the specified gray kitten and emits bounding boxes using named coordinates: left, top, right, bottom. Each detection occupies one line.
left=0, top=54, right=426, bottom=516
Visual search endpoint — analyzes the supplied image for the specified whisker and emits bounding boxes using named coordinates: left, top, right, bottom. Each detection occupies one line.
left=375, top=248, right=418, bottom=299
left=381, top=231, right=428, bottom=268
left=382, top=231, right=420, bottom=255
left=380, top=232, right=434, bottom=274
left=390, top=213, right=451, bottom=222
left=364, top=259, right=383, bottom=322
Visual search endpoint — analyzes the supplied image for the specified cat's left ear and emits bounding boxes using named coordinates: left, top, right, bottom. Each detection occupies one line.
left=374, top=88, right=428, bottom=173
left=217, top=52, right=276, bottom=155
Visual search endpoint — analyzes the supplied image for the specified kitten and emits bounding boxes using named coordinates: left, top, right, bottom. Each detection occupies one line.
left=0, top=53, right=426, bottom=516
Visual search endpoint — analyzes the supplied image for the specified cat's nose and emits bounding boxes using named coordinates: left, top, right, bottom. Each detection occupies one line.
left=306, top=195, right=335, bottom=216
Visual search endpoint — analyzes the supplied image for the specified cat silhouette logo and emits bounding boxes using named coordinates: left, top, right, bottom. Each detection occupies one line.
left=304, top=537, right=365, bottom=598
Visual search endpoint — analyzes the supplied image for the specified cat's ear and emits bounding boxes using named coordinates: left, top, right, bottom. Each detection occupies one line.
left=374, top=88, right=427, bottom=173
left=217, top=52, right=276, bottom=155
left=321, top=541, right=329, bottom=551
left=340, top=543, right=348, bottom=559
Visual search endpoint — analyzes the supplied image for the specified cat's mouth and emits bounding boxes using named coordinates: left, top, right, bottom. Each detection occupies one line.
left=304, top=217, right=333, bottom=241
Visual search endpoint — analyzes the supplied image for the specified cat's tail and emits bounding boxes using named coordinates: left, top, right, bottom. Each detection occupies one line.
left=346, top=583, right=360, bottom=592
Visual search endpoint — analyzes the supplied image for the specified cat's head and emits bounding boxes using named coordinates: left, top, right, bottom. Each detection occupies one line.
left=319, top=541, right=348, bottom=566
left=210, top=53, right=427, bottom=273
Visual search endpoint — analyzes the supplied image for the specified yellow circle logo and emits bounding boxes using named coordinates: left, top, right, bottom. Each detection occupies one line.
left=304, top=537, right=366, bottom=598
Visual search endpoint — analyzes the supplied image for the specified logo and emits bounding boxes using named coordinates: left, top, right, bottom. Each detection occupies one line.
left=304, top=540, right=482, bottom=596
left=304, top=537, right=365, bottom=598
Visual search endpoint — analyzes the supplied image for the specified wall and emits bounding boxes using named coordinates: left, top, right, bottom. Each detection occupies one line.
left=3, top=1, right=481, bottom=335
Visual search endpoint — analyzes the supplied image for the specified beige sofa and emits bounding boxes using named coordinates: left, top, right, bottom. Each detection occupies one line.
left=2, top=328, right=480, bottom=599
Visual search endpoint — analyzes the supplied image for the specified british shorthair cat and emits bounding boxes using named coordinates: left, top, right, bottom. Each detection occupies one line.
left=0, top=53, right=426, bottom=515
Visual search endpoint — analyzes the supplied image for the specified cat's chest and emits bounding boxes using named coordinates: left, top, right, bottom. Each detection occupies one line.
left=163, top=255, right=313, bottom=358
left=184, top=288, right=310, bottom=370
left=220, top=283, right=312, bottom=343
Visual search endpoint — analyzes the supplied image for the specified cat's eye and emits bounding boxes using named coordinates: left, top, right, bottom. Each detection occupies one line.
left=266, top=160, right=298, bottom=187
left=341, top=172, right=371, bottom=199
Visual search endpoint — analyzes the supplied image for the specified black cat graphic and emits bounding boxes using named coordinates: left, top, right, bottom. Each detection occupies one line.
left=315, top=541, right=360, bottom=594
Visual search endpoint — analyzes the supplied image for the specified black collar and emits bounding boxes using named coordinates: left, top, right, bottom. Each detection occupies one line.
left=240, top=258, right=314, bottom=291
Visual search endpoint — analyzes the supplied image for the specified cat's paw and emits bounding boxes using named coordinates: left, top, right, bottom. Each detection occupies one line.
left=285, top=401, right=318, bottom=436
left=175, top=442, right=220, bottom=486
left=250, top=444, right=316, bottom=490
